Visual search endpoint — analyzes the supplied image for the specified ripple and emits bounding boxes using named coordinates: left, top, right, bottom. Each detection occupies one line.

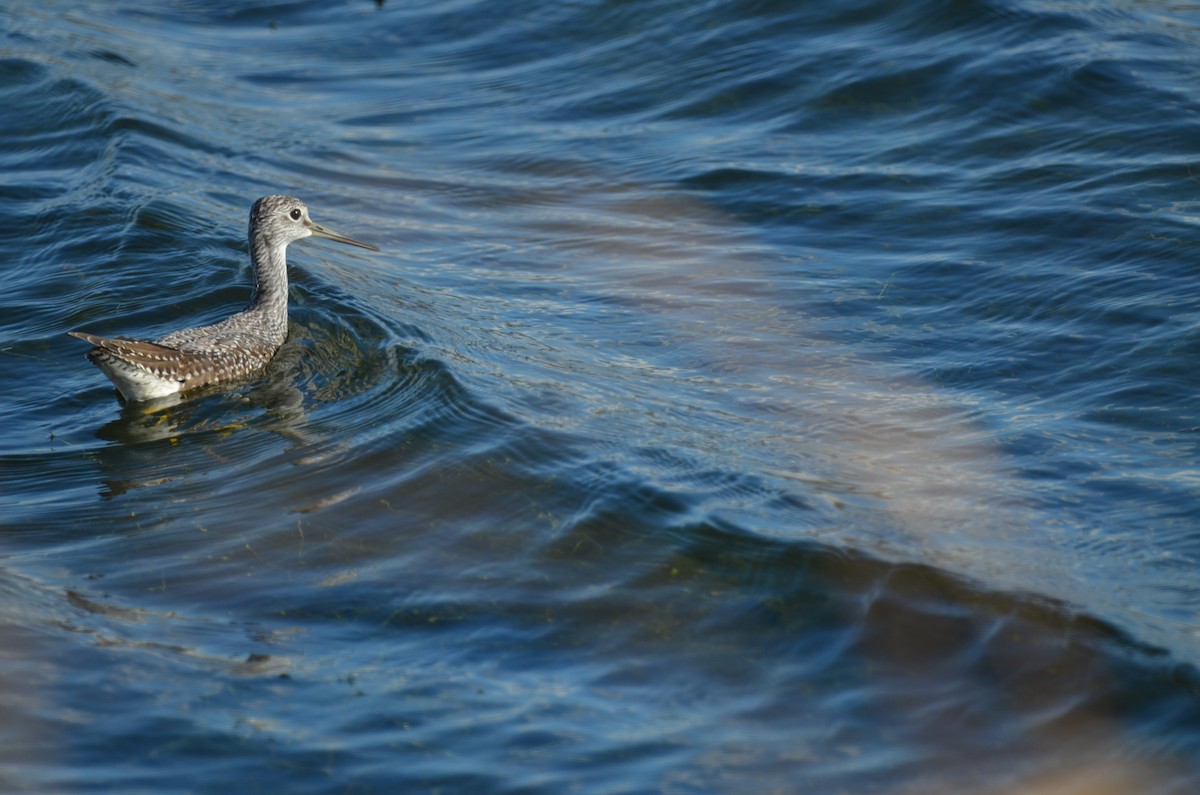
left=5, top=0, right=1200, bottom=792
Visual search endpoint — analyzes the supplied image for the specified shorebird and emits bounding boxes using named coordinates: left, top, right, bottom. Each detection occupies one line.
left=70, top=195, right=379, bottom=402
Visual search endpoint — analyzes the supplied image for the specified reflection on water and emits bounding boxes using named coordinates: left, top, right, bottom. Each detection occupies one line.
left=0, top=571, right=58, bottom=794
left=3, top=0, right=1200, bottom=791
left=33, top=124, right=1194, bottom=795
left=88, top=304, right=420, bottom=489
left=471, top=176, right=1042, bottom=583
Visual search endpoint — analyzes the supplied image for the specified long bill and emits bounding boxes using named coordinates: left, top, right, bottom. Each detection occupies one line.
left=307, top=219, right=381, bottom=251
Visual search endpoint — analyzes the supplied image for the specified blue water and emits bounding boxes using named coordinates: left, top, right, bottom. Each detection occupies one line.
left=3, top=0, right=1200, bottom=791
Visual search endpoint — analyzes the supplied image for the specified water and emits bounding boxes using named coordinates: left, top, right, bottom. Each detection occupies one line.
left=2, top=0, right=1200, bottom=791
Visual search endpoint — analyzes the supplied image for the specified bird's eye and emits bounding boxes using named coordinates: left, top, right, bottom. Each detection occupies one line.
left=289, top=208, right=302, bottom=221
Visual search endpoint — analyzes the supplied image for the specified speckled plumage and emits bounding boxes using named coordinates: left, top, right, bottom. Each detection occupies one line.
left=70, top=195, right=379, bottom=402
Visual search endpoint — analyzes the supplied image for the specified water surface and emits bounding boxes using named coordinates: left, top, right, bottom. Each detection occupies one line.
left=2, top=1, right=1200, bottom=792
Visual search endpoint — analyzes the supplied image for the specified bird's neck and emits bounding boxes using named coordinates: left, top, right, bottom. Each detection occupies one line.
left=247, top=235, right=290, bottom=328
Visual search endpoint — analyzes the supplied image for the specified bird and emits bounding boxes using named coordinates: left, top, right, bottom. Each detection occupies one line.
left=70, top=195, right=379, bottom=403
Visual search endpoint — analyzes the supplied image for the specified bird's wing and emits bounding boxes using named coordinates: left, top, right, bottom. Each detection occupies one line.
left=70, top=331, right=203, bottom=382
left=70, top=331, right=186, bottom=364
left=69, top=330, right=265, bottom=389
